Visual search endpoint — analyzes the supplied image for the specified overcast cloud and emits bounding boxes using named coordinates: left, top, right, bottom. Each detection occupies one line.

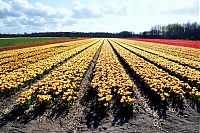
left=0, top=0, right=199, bottom=33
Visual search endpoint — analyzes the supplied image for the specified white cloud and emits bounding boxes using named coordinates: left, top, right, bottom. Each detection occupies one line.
left=71, top=1, right=128, bottom=18
left=71, top=1, right=102, bottom=18
left=0, top=0, right=198, bottom=33
left=0, top=0, right=21, bottom=18
left=162, top=0, right=199, bottom=16
left=144, top=0, right=199, bottom=16
left=0, top=0, right=74, bottom=33
left=0, top=0, right=129, bottom=33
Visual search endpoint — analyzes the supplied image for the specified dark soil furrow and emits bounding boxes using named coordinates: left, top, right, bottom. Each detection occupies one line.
left=64, top=39, right=104, bottom=132
left=109, top=40, right=164, bottom=130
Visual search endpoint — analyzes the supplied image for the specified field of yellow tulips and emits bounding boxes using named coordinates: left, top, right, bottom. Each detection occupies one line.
left=0, top=40, right=94, bottom=75
left=0, top=38, right=199, bottom=132
left=116, top=39, right=200, bottom=69
left=0, top=38, right=199, bottom=107
left=114, top=40, right=200, bottom=88
left=0, top=39, right=98, bottom=97
left=0, top=39, right=91, bottom=59
left=110, top=40, right=200, bottom=103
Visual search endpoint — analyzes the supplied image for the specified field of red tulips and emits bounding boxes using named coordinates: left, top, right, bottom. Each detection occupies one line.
left=0, top=38, right=199, bottom=132
left=130, top=38, right=200, bottom=49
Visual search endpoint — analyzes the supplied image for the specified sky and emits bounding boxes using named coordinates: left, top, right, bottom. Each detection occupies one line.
left=0, top=0, right=199, bottom=34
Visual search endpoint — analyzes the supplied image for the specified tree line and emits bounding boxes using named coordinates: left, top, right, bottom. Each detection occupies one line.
left=0, top=31, right=135, bottom=38
left=140, top=22, right=200, bottom=40
left=0, top=22, right=199, bottom=40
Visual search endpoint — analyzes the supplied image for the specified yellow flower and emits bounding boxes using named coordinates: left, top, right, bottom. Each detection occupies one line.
left=195, top=92, right=200, bottom=97
left=105, top=95, right=112, bottom=102
left=164, top=92, right=170, bottom=97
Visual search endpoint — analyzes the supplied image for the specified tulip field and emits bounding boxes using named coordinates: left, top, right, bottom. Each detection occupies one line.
left=0, top=38, right=200, bottom=132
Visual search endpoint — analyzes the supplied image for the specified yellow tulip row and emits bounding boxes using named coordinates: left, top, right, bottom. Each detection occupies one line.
left=111, top=41, right=200, bottom=102
left=120, top=39, right=200, bottom=62
left=0, top=40, right=64, bottom=59
left=142, top=44, right=200, bottom=62
left=0, top=39, right=99, bottom=97
left=0, top=48, right=59, bottom=74
left=114, top=41, right=200, bottom=89
left=0, top=39, right=93, bottom=65
left=0, top=46, right=44, bottom=59
left=0, top=39, right=89, bottom=60
left=115, top=39, right=200, bottom=70
left=16, top=39, right=102, bottom=106
left=0, top=39, right=94, bottom=75
left=0, top=47, right=55, bottom=65
left=90, top=40, right=136, bottom=108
